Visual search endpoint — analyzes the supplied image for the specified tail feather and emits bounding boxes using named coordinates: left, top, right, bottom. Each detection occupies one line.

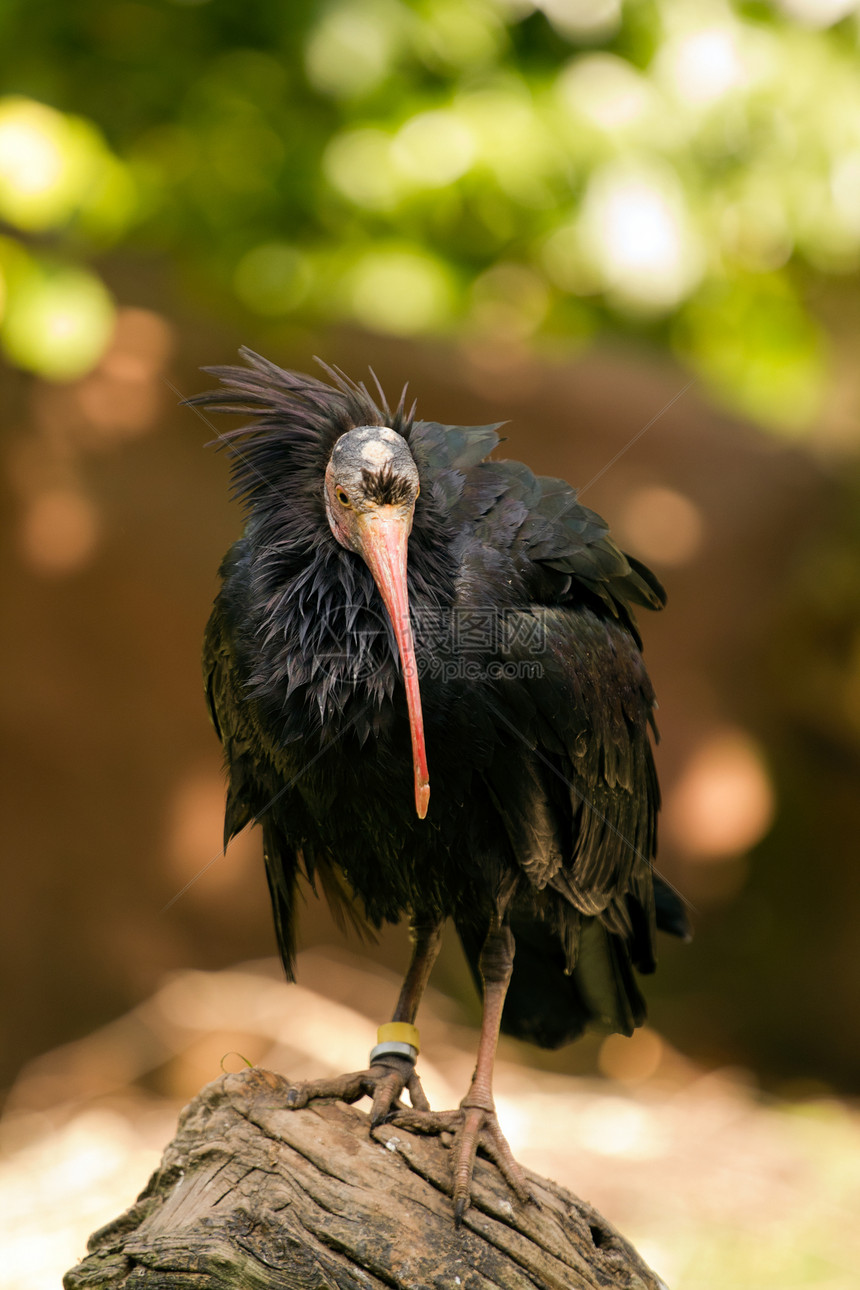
left=654, top=874, right=693, bottom=941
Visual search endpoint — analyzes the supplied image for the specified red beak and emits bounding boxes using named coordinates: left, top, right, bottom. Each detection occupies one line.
left=354, top=509, right=430, bottom=819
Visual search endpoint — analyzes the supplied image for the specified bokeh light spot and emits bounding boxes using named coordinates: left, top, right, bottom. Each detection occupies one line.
left=392, top=110, right=475, bottom=187
left=661, top=26, right=747, bottom=107
left=104, top=307, right=174, bottom=378
left=675, top=277, right=825, bottom=432
left=1, top=264, right=115, bottom=381
left=457, top=86, right=554, bottom=203
left=75, top=377, right=162, bottom=439
left=557, top=54, right=654, bottom=133
left=0, top=98, right=128, bottom=236
left=577, top=1097, right=664, bottom=1159
left=538, top=0, right=621, bottom=41
left=469, top=262, right=549, bottom=339
left=0, top=99, right=78, bottom=231
left=305, top=2, right=400, bottom=99
left=323, top=128, right=402, bottom=211
left=414, top=0, right=502, bottom=70
left=164, top=769, right=260, bottom=900
left=166, top=772, right=228, bottom=884
left=234, top=243, right=312, bottom=315
left=19, top=488, right=100, bottom=576
left=620, top=485, right=704, bottom=567
left=775, top=0, right=859, bottom=26
left=0, top=104, right=64, bottom=197
left=599, top=1028, right=664, bottom=1083
left=666, top=730, right=775, bottom=861
left=580, top=160, right=703, bottom=312
left=69, top=308, right=174, bottom=442
left=345, top=248, right=454, bottom=334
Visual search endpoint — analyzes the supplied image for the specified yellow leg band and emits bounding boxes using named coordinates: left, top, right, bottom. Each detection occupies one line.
left=377, top=1022, right=420, bottom=1053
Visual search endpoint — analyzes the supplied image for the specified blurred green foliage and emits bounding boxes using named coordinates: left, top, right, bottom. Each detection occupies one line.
left=0, top=0, right=858, bottom=427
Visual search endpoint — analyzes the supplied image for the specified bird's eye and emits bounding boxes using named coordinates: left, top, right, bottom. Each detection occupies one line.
left=336, top=487, right=351, bottom=507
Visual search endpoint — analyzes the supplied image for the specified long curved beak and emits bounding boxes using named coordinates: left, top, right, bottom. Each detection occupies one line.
left=354, top=508, right=430, bottom=819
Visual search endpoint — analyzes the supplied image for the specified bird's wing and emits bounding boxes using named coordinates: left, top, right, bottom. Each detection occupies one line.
left=424, top=454, right=674, bottom=969
left=516, top=471, right=665, bottom=631
left=475, top=462, right=665, bottom=635
left=409, top=424, right=663, bottom=633
left=485, top=606, right=661, bottom=953
left=450, top=600, right=671, bottom=1043
left=203, top=545, right=304, bottom=978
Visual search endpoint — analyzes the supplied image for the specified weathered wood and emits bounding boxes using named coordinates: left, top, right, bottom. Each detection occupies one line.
left=64, top=1068, right=665, bottom=1290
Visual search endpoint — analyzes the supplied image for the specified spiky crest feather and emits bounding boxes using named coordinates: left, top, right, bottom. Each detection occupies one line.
left=189, top=348, right=415, bottom=519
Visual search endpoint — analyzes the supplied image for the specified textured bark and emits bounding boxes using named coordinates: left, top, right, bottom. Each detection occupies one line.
left=64, top=1068, right=665, bottom=1290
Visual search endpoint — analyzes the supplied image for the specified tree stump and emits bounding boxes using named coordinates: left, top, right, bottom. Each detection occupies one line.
left=64, top=1068, right=666, bottom=1290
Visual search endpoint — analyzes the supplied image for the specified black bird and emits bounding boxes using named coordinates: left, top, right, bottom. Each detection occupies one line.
left=198, top=350, right=689, bottom=1220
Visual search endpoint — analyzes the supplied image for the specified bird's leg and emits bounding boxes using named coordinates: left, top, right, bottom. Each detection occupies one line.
left=285, top=916, right=443, bottom=1122
left=375, top=916, right=445, bottom=1117
left=389, top=921, right=533, bottom=1223
left=451, top=922, right=532, bottom=1220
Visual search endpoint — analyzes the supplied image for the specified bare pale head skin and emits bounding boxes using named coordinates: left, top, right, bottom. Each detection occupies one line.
left=324, top=426, right=420, bottom=533
left=324, top=426, right=429, bottom=819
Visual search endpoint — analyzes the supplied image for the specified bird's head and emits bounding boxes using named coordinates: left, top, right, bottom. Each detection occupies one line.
left=324, top=426, right=429, bottom=820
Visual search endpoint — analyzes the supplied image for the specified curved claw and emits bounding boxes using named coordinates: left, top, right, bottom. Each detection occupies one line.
left=452, top=1106, right=485, bottom=1218
left=370, top=1070, right=409, bottom=1126
left=406, top=1070, right=432, bottom=1113
left=467, top=1113, right=535, bottom=1210
left=388, top=1102, right=534, bottom=1222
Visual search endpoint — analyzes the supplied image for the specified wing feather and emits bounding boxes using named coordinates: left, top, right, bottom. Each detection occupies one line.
left=203, top=548, right=304, bottom=976
left=407, top=429, right=670, bottom=981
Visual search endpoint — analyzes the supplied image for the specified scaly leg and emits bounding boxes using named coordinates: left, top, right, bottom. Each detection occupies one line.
left=286, top=917, right=443, bottom=1122
left=389, top=921, right=533, bottom=1223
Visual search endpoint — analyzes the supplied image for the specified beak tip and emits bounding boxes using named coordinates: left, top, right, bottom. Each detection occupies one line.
left=416, top=781, right=430, bottom=820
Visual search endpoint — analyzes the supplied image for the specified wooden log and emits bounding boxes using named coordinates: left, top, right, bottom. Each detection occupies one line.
left=64, top=1068, right=666, bottom=1290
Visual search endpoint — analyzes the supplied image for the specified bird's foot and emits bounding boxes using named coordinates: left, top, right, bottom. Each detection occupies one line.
left=387, top=1095, right=534, bottom=1224
left=285, top=1053, right=431, bottom=1126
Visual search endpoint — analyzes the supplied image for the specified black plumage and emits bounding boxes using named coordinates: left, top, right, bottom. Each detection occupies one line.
left=197, top=349, right=688, bottom=1217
